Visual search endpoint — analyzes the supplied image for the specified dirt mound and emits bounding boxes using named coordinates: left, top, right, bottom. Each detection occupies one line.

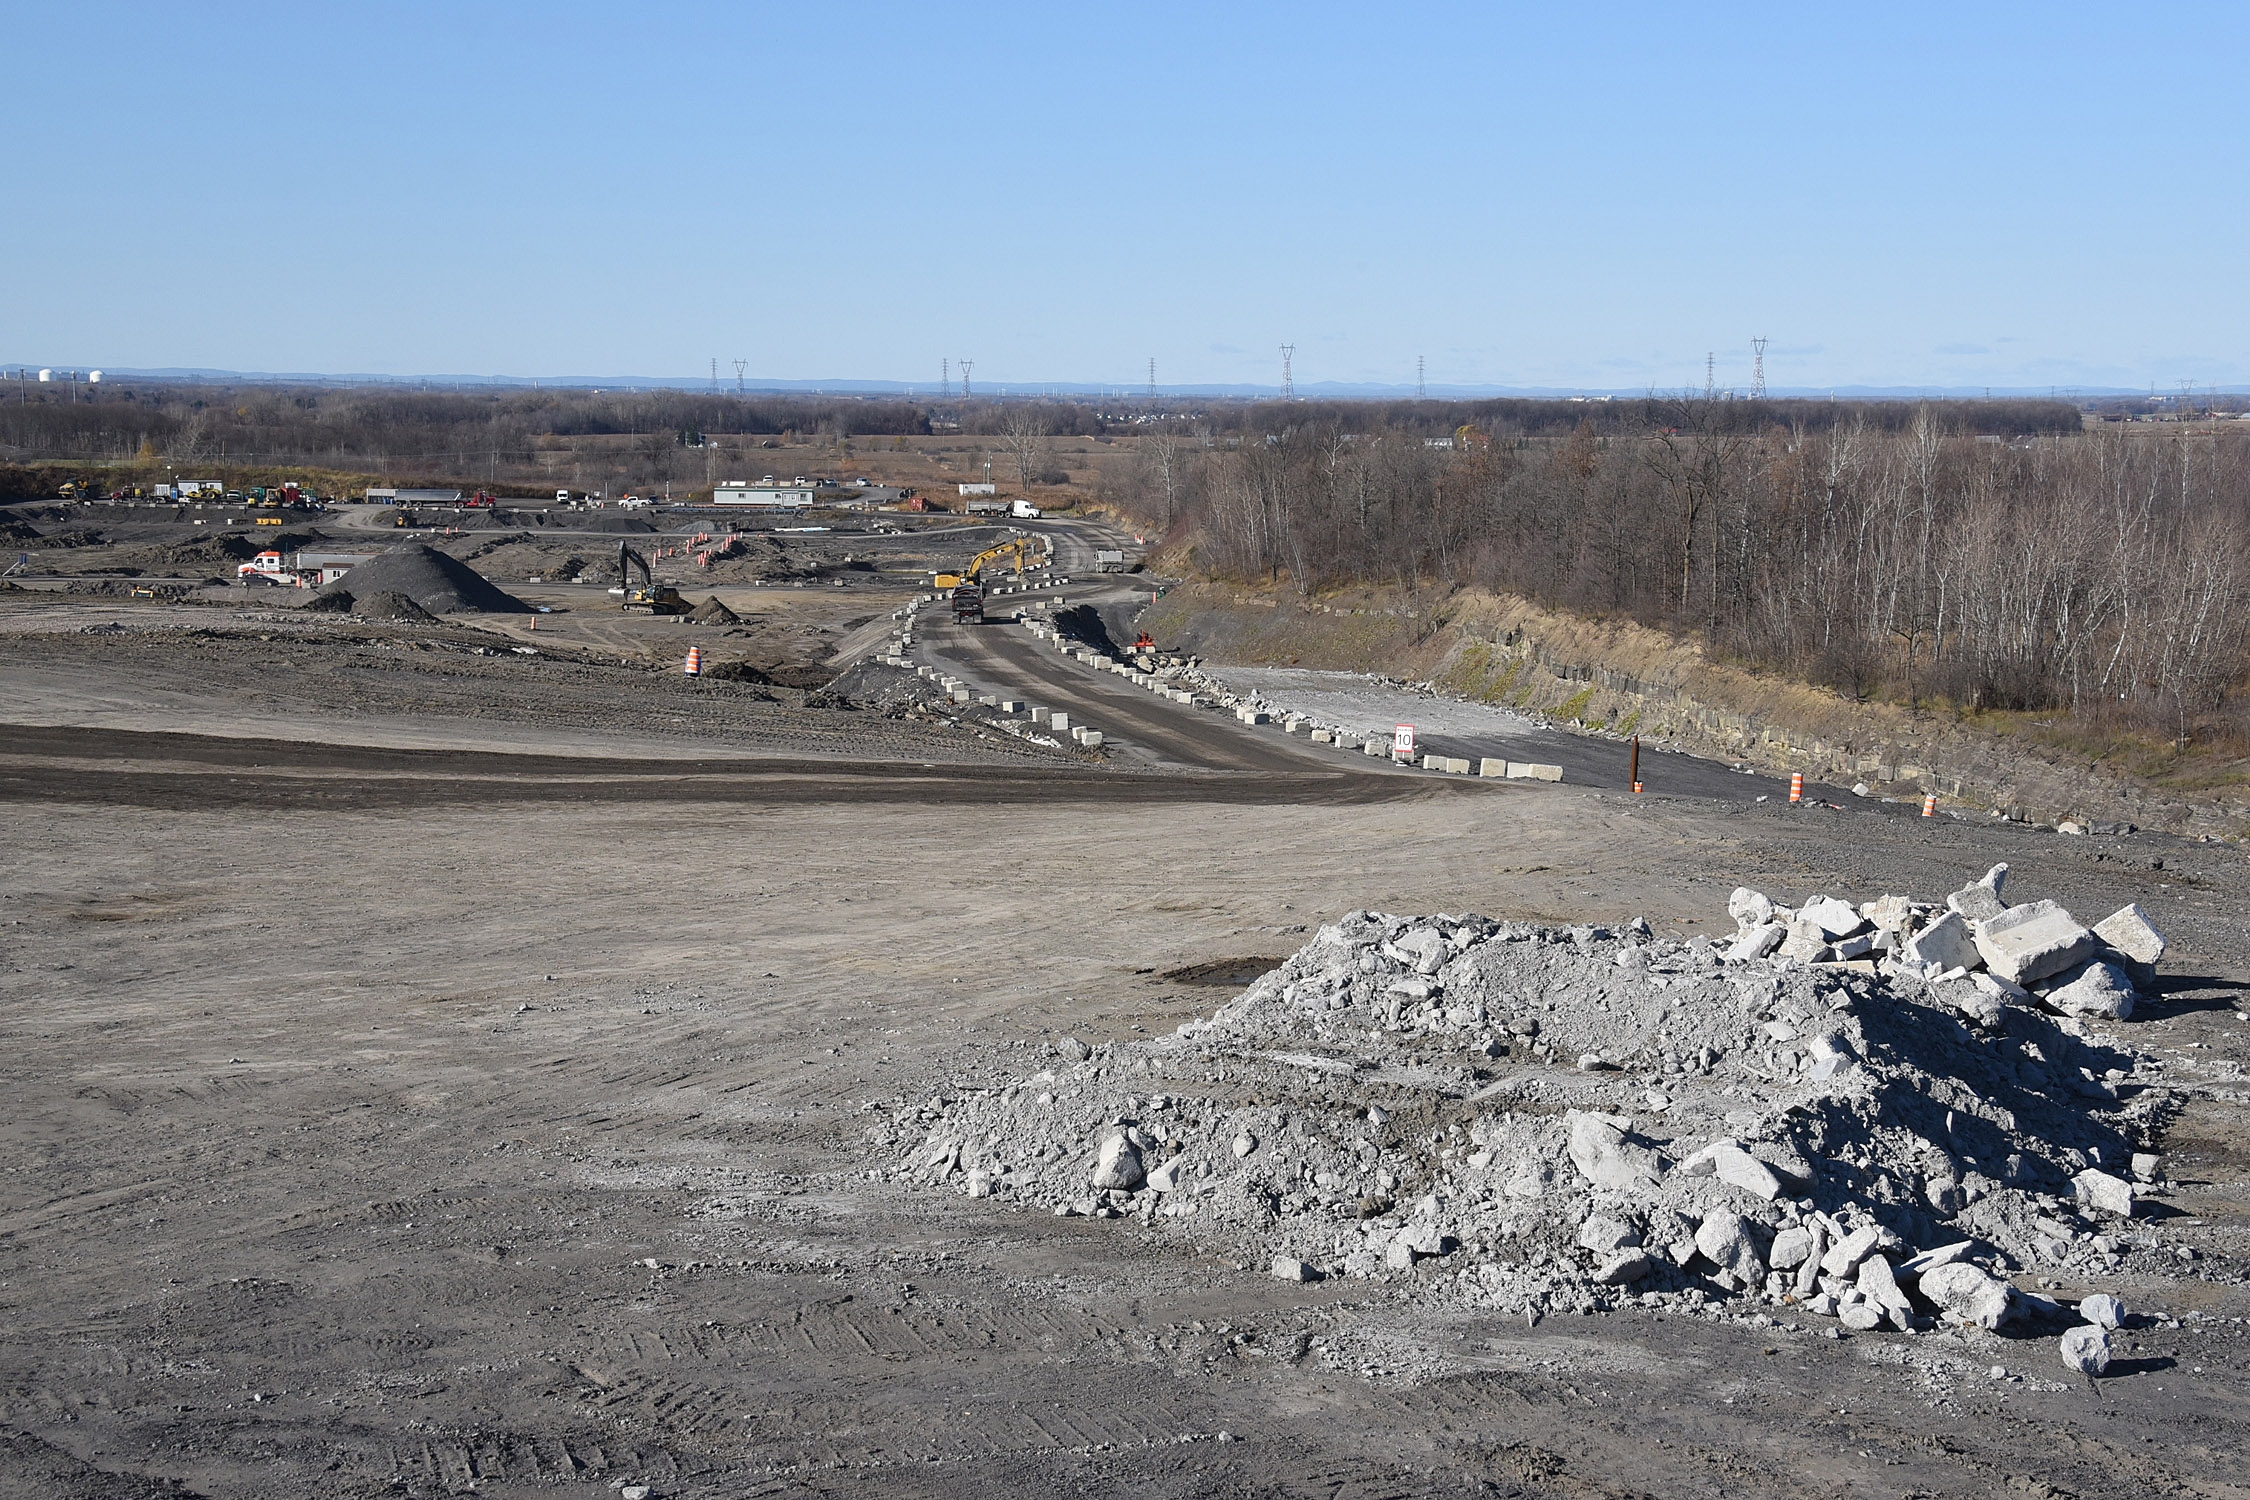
left=351, top=590, right=437, bottom=623
left=688, top=596, right=741, bottom=625
left=893, top=867, right=2175, bottom=1334
left=698, top=659, right=773, bottom=685
left=320, top=545, right=528, bottom=614
left=153, top=533, right=262, bottom=567
left=576, top=515, right=656, bottom=534
left=301, top=589, right=355, bottom=614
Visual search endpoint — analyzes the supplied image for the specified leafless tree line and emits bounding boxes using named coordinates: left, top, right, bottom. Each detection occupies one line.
left=1111, top=403, right=2250, bottom=739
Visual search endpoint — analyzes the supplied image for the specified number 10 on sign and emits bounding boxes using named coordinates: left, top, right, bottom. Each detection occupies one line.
left=1392, top=724, right=1416, bottom=757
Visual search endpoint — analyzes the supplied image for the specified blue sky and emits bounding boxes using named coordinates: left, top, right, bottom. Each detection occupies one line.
left=6, top=2, right=2246, bottom=391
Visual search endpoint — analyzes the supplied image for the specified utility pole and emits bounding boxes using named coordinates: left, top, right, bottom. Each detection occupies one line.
left=1280, top=344, right=1295, bottom=401
left=1750, top=337, right=1767, bottom=399
left=1416, top=354, right=1426, bottom=400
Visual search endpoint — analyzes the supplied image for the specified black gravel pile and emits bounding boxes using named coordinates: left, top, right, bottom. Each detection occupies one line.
left=321, top=545, right=529, bottom=614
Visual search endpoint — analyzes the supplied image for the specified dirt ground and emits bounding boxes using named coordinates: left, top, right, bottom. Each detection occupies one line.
left=4, top=591, right=2250, bottom=1499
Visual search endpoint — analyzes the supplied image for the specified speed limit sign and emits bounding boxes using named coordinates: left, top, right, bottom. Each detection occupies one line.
left=1391, top=724, right=1416, bottom=757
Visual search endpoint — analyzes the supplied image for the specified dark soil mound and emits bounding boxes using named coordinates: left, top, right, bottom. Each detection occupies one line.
left=577, top=515, right=656, bottom=534
left=699, top=659, right=774, bottom=685
left=688, top=596, right=741, bottom=625
left=320, top=545, right=529, bottom=614
left=353, top=590, right=437, bottom=622
left=302, top=589, right=355, bottom=613
left=154, top=533, right=262, bottom=567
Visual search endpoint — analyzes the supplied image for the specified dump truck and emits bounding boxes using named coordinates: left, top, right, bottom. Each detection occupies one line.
left=951, top=581, right=985, bottom=624
left=1094, top=549, right=1127, bottom=572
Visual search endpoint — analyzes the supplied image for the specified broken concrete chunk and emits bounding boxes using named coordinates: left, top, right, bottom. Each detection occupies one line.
left=1919, top=1262, right=2013, bottom=1330
left=1386, top=927, right=1450, bottom=974
left=1679, top=1138, right=1783, bottom=1201
left=1821, top=1225, right=1883, bottom=1278
left=1092, top=1134, right=1145, bottom=1191
left=1798, top=896, right=1867, bottom=939
left=1595, top=1250, right=1654, bottom=1285
left=2072, top=1168, right=2135, bottom=1218
left=1946, top=883, right=2009, bottom=924
left=2079, top=1293, right=2124, bottom=1329
left=1728, top=887, right=1775, bottom=929
left=1857, top=1254, right=1915, bottom=1328
left=2131, top=1152, right=2162, bottom=1182
left=1861, top=894, right=1916, bottom=931
left=1271, top=1256, right=1316, bottom=1282
left=1778, top=921, right=1834, bottom=964
left=1725, top=922, right=1787, bottom=962
left=1830, top=932, right=1876, bottom=961
left=1769, top=1225, right=1818, bottom=1271
left=1145, top=1157, right=1187, bottom=1193
left=2059, top=1323, right=2111, bottom=1376
left=1576, top=1215, right=1640, bottom=1255
left=1838, top=1301, right=1884, bottom=1331
left=1694, top=1209, right=1764, bottom=1281
left=2041, top=960, right=2137, bottom=1022
left=1979, top=862, right=2009, bottom=895
left=1898, top=1241, right=1974, bottom=1278
left=1904, top=910, right=1981, bottom=972
left=2092, top=904, right=2166, bottom=967
left=1565, top=1110, right=1664, bottom=1192
left=1974, top=900, right=2099, bottom=986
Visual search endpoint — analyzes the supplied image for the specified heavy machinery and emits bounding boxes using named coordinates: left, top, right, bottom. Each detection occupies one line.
left=1128, top=631, right=1155, bottom=653
left=617, top=540, right=690, bottom=614
left=933, top=534, right=1048, bottom=591
left=951, top=580, right=984, bottom=623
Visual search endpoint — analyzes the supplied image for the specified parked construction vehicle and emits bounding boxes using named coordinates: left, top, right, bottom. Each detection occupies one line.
left=616, top=540, right=690, bottom=614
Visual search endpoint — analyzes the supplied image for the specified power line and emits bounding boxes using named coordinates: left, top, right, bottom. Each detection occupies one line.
left=1280, top=344, right=1295, bottom=401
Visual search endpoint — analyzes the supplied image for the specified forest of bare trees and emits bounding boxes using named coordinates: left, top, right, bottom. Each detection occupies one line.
left=1110, top=402, right=2250, bottom=743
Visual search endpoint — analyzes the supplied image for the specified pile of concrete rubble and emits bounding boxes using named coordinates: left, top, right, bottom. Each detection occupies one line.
left=877, top=868, right=2187, bottom=1373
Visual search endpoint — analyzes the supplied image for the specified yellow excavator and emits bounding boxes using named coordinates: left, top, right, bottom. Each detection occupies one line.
left=617, top=541, right=690, bottom=614
left=933, top=534, right=1047, bottom=591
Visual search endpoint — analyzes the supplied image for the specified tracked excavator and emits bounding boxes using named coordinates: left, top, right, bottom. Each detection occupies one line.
left=932, top=534, right=1047, bottom=591
left=616, top=540, right=690, bottom=614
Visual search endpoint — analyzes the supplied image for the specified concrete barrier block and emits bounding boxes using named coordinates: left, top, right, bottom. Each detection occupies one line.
left=1078, top=730, right=1103, bottom=748
left=1446, top=756, right=1472, bottom=775
left=1049, top=712, right=1071, bottom=732
left=1420, top=754, right=1443, bottom=770
left=1506, top=762, right=1564, bottom=782
left=1029, top=707, right=1050, bottom=724
left=1480, top=757, right=1506, bottom=777
left=999, top=699, right=1025, bottom=714
left=1974, top=900, right=2098, bottom=985
left=1310, top=729, right=1333, bottom=743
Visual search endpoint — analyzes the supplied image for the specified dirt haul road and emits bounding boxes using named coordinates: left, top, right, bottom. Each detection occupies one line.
left=3, top=643, right=2250, bottom=1497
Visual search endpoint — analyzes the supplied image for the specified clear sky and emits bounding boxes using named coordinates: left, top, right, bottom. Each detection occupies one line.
left=6, top=2, right=2246, bottom=392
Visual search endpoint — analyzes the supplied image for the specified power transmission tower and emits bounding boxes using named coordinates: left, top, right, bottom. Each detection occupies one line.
left=1704, top=352, right=1715, bottom=400
left=959, top=360, right=973, bottom=398
left=1750, top=337, right=1767, bottom=400
left=733, top=359, right=746, bottom=395
left=1280, top=344, right=1295, bottom=401
left=1417, top=354, right=1426, bottom=400
left=710, top=357, right=719, bottom=393
left=1147, top=357, right=1156, bottom=400
left=941, top=358, right=949, bottom=395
